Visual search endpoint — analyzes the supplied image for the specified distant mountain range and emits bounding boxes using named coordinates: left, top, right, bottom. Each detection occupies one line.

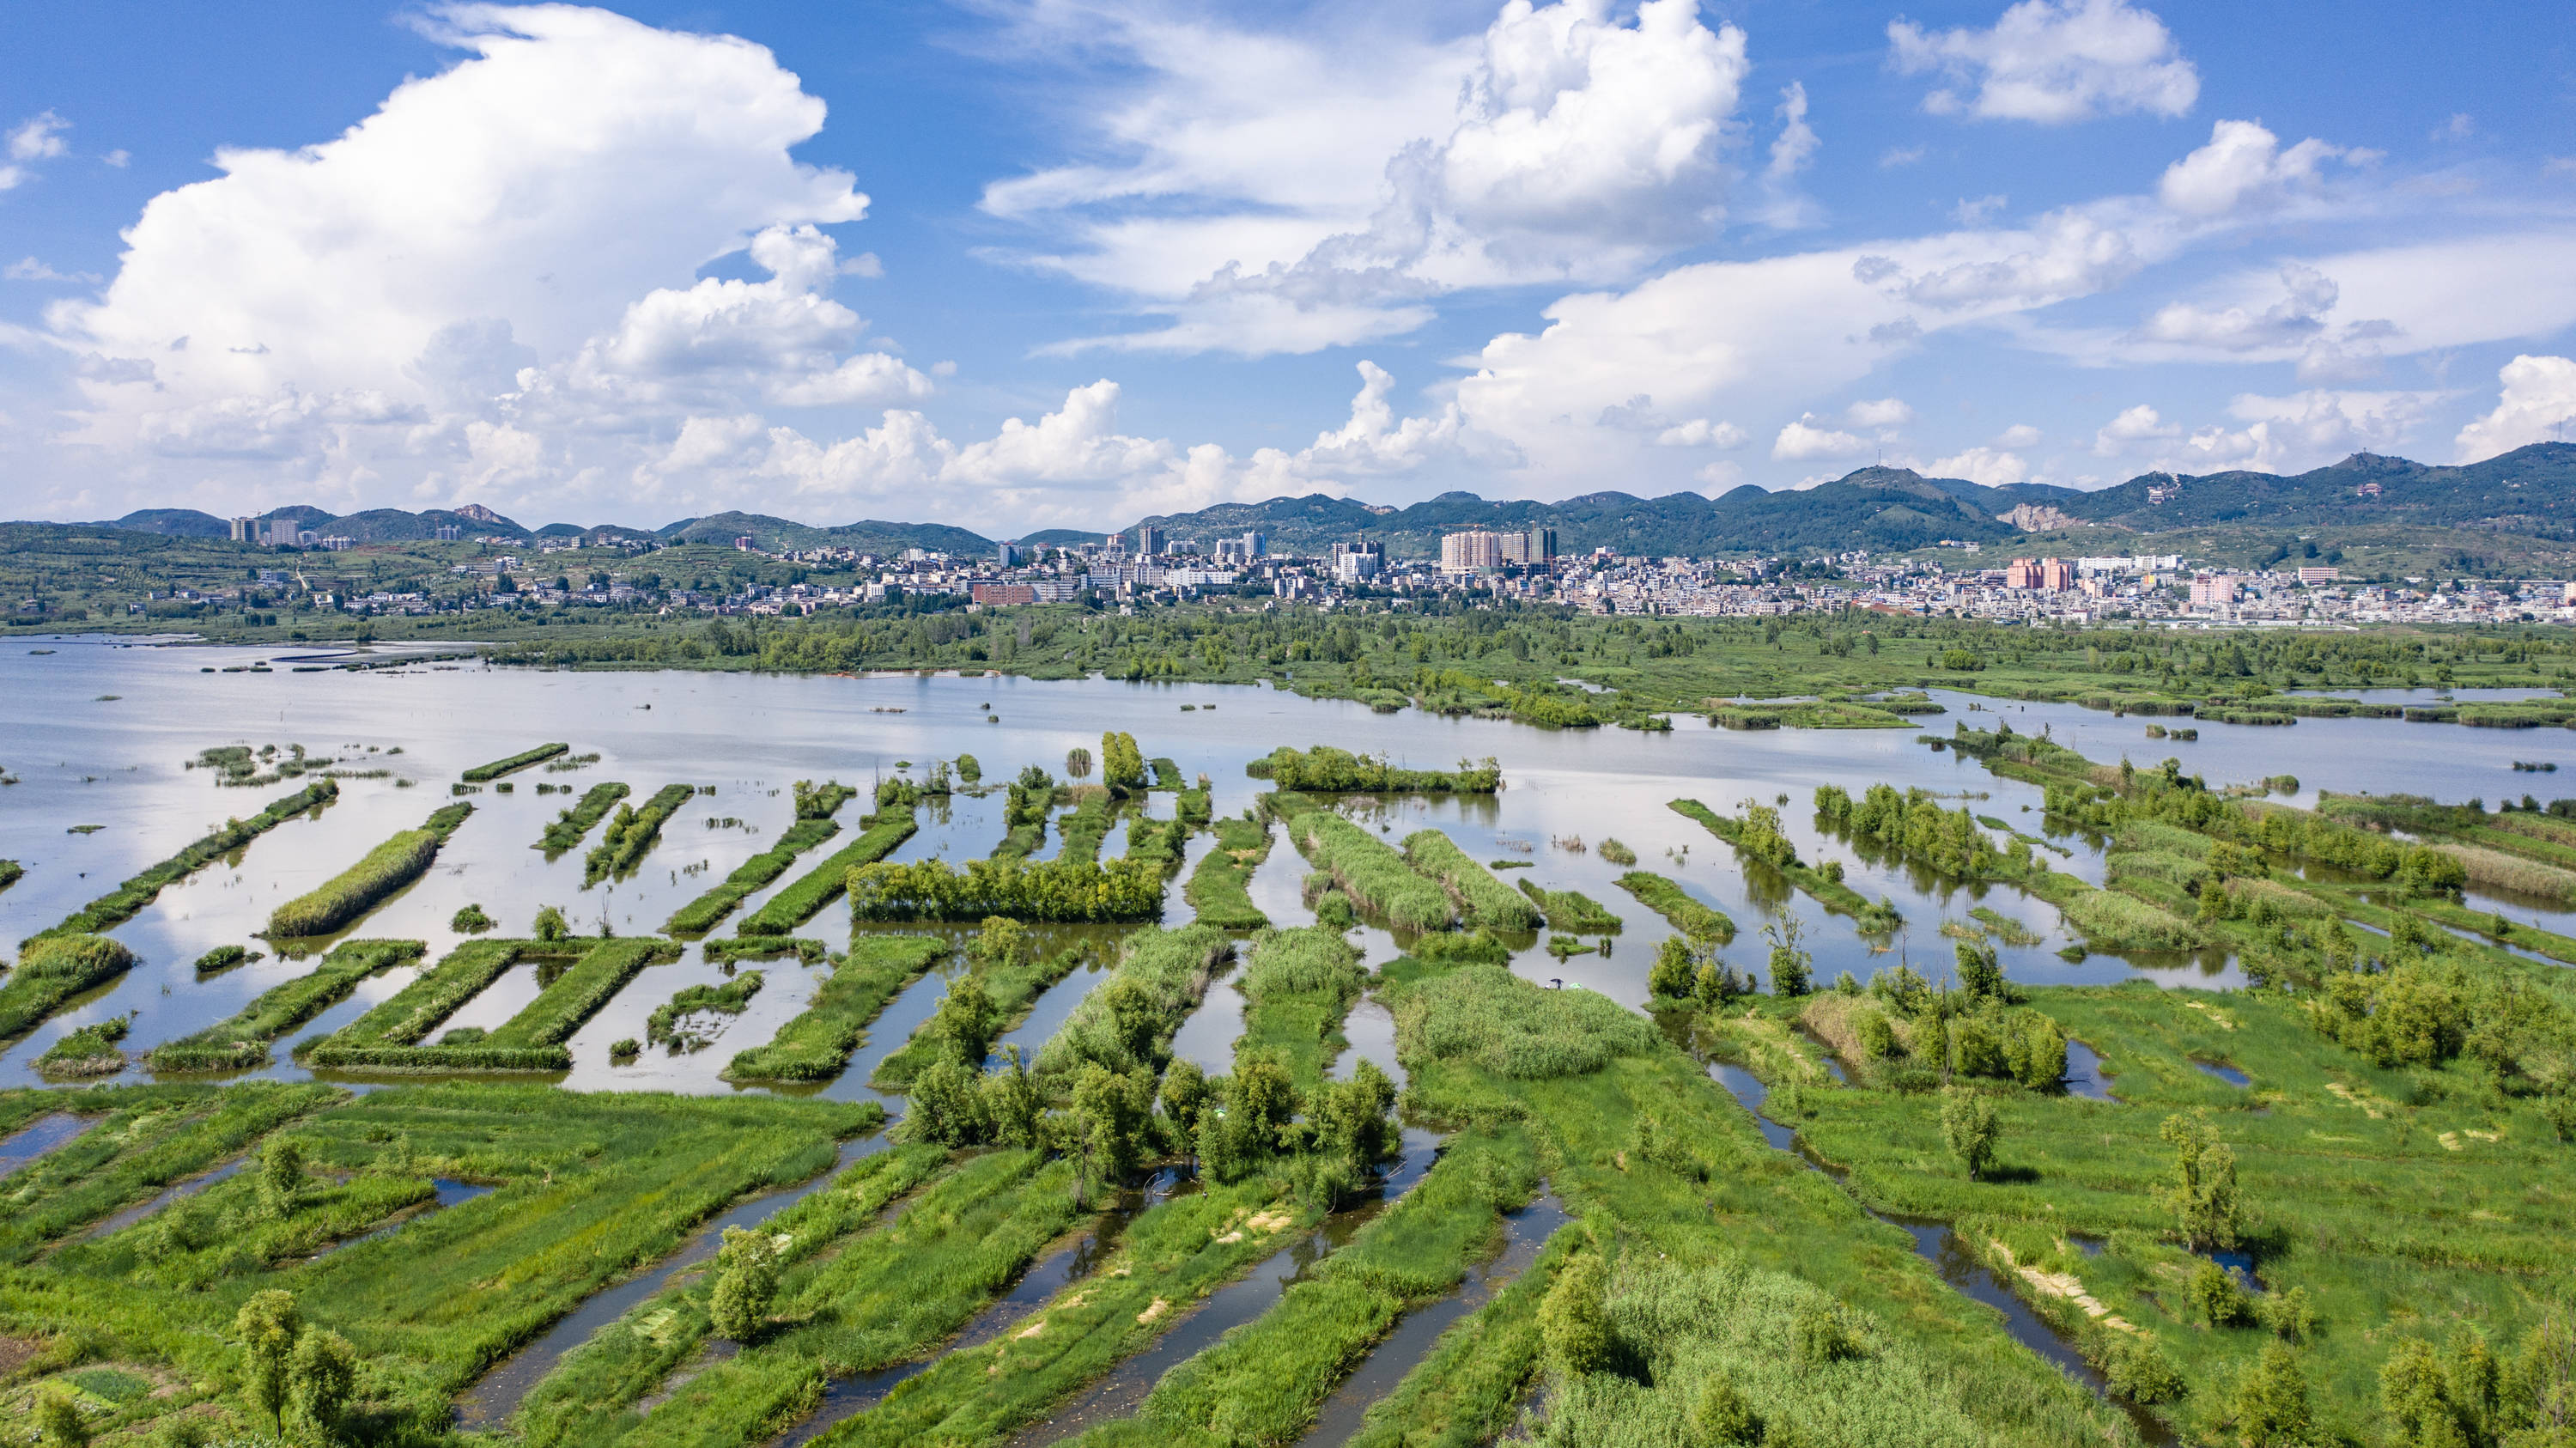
left=54, top=443, right=2576, bottom=559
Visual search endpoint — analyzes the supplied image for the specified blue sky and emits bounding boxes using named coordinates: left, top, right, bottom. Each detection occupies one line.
left=3, top=0, right=2573, bottom=531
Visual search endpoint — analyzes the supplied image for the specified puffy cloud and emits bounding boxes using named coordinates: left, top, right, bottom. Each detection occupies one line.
left=1753, top=82, right=1821, bottom=229
left=1929, top=446, right=2028, bottom=485
left=999, top=0, right=1752, bottom=356
left=1869, top=206, right=2148, bottom=311
left=1888, top=0, right=2197, bottom=125
left=1656, top=418, right=1748, bottom=447
left=0, top=111, right=70, bottom=191
left=2157, top=119, right=2347, bottom=216
left=2133, top=262, right=2337, bottom=350
left=1996, top=423, right=2042, bottom=447
left=1772, top=416, right=1869, bottom=459
left=1845, top=397, right=1915, bottom=428
left=2093, top=403, right=2178, bottom=453
left=2456, top=355, right=2576, bottom=462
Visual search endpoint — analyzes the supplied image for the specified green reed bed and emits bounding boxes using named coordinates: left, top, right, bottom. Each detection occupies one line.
left=1285, top=809, right=1455, bottom=933
left=807, top=1177, right=1322, bottom=1448
left=1033, top=923, right=1230, bottom=1080
left=1126, top=1130, right=1542, bottom=1448
left=870, top=944, right=1078, bottom=1092
left=265, top=800, right=472, bottom=939
left=726, top=934, right=949, bottom=1082
left=147, top=938, right=425, bottom=1073
left=0, top=859, right=20, bottom=895
left=704, top=936, right=829, bottom=965
left=1373, top=962, right=2129, bottom=1448
left=591, top=1148, right=1091, bottom=1448
left=586, top=784, right=698, bottom=886
left=1248, top=745, right=1503, bottom=794
left=1514, top=878, right=1623, bottom=934
left=302, top=939, right=537, bottom=1061
left=483, top=938, right=683, bottom=1051
left=1669, top=797, right=1899, bottom=930
left=28, top=779, right=335, bottom=945
left=1402, top=828, right=1544, bottom=930
left=663, top=815, right=844, bottom=935
left=1185, top=815, right=1273, bottom=929
left=1234, top=925, right=1370, bottom=1083
left=1054, top=786, right=1120, bottom=865
left=1122, top=812, right=1191, bottom=875
left=737, top=811, right=918, bottom=935
left=36, top=1017, right=133, bottom=1079
left=0, top=1080, right=340, bottom=1262
left=463, top=742, right=569, bottom=782
left=508, top=1142, right=952, bottom=1448
left=1339, top=1226, right=1577, bottom=1448
left=538, top=782, right=630, bottom=854
left=0, top=934, right=140, bottom=1047
left=1613, top=869, right=1735, bottom=943
left=646, top=971, right=764, bottom=1043
left=844, top=855, right=1163, bottom=924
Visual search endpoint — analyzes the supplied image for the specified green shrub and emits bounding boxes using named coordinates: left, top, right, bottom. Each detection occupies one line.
left=193, top=944, right=255, bottom=974
left=647, top=971, right=765, bottom=1043
left=847, top=853, right=1163, bottom=923
left=1516, top=878, right=1623, bottom=933
left=1247, top=745, right=1502, bottom=793
left=150, top=939, right=424, bottom=1072
left=1034, top=924, right=1228, bottom=1080
left=663, top=815, right=842, bottom=934
left=584, top=784, right=696, bottom=885
left=537, top=782, right=629, bottom=854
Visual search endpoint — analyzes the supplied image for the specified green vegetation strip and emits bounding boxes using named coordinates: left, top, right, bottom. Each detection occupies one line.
left=1249, top=745, right=1502, bottom=793
left=0, top=935, right=140, bottom=1047
left=1233, top=925, right=1369, bottom=1083
left=1054, top=787, right=1120, bottom=865
left=300, top=935, right=677, bottom=1071
left=1402, top=829, right=1543, bottom=930
left=267, top=801, right=472, bottom=939
left=846, top=853, right=1163, bottom=924
left=306, top=939, right=543, bottom=1061
left=1513, top=877, right=1623, bottom=934
left=1033, top=923, right=1229, bottom=1080
left=664, top=816, right=843, bottom=935
left=147, top=939, right=425, bottom=1072
left=0, top=859, right=21, bottom=895
left=28, top=779, right=334, bottom=945
left=463, top=742, right=569, bottom=782
left=1669, top=798, right=1898, bottom=929
left=486, top=939, right=683, bottom=1052
left=1184, top=816, right=1273, bottom=929
left=727, top=934, right=949, bottom=1082
left=586, top=784, right=698, bottom=885
left=1613, top=869, right=1735, bottom=943
left=738, top=811, right=919, bottom=934
left=870, top=943, right=1077, bottom=1092
left=1284, top=807, right=1455, bottom=933
left=538, top=782, right=630, bottom=854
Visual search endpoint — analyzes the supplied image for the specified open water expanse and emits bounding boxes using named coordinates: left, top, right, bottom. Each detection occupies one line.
left=1, top=634, right=2565, bottom=1096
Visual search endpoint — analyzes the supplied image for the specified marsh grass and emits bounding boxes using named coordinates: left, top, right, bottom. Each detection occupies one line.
left=1034, top=925, right=1228, bottom=1080
left=868, top=944, right=1077, bottom=1092
left=30, top=780, right=334, bottom=945
left=728, top=935, right=948, bottom=1083
left=1402, top=830, right=1543, bottom=930
left=1184, top=817, right=1273, bottom=929
left=664, top=815, right=844, bottom=935
left=738, top=812, right=918, bottom=935
left=463, top=743, right=569, bottom=783
left=1613, top=870, right=1735, bottom=944
left=1285, top=810, right=1455, bottom=933
left=586, top=785, right=698, bottom=886
left=538, top=783, right=630, bottom=855
left=0, top=935, right=140, bottom=1046
left=267, top=801, right=471, bottom=939
left=148, top=939, right=424, bottom=1072
left=1513, top=879, right=1623, bottom=934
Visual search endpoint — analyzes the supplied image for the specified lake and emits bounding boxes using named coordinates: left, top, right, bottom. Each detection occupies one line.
left=1, top=635, right=2560, bottom=1096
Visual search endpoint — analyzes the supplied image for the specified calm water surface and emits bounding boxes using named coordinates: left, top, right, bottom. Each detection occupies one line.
left=1, top=638, right=2543, bottom=1095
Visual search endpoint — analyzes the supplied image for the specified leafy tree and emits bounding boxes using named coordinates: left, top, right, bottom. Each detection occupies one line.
left=2105, top=1335, right=2184, bottom=1404
left=968, top=916, right=1033, bottom=971
left=532, top=904, right=570, bottom=941
left=36, top=1389, right=87, bottom=1448
left=258, top=1136, right=304, bottom=1218
left=1158, top=1058, right=1209, bottom=1161
left=955, top=753, right=981, bottom=785
left=1954, top=940, right=2003, bottom=1001
left=2235, top=1343, right=2312, bottom=1447
left=979, top=1046, right=1043, bottom=1147
left=1540, top=1254, right=1613, bottom=1376
left=1068, top=1064, right=1153, bottom=1197
left=1940, top=1086, right=1999, bottom=1180
left=234, top=1289, right=303, bottom=1430
left=908, top=1058, right=990, bottom=1146
left=288, top=1328, right=358, bottom=1439
left=2190, top=1261, right=2257, bottom=1327
left=1765, top=916, right=1812, bottom=996
left=2160, top=1111, right=2244, bottom=1251
left=929, top=972, right=1001, bottom=1065
left=1690, top=1374, right=1762, bottom=1445
left=709, top=1226, right=778, bottom=1341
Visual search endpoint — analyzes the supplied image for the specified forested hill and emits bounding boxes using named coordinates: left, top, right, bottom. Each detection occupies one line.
left=31, top=442, right=2576, bottom=558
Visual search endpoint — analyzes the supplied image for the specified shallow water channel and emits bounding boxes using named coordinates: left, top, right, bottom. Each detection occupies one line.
left=1700, top=1061, right=2175, bottom=1446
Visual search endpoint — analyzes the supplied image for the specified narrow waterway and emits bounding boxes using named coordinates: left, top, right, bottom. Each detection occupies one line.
left=1005, top=1124, right=1445, bottom=1448
left=455, top=1134, right=888, bottom=1427
left=1698, top=1058, right=2172, bottom=1446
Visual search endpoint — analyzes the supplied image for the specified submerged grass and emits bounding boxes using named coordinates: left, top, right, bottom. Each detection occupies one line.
left=539, top=782, right=631, bottom=855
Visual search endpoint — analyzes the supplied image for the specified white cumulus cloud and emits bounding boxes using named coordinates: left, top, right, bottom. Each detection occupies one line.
left=1888, top=0, right=2197, bottom=125
left=2457, top=355, right=2576, bottom=462
left=1845, top=396, right=1915, bottom=429
left=2158, top=119, right=2347, bottom=216
left=0, top=111, right=70, bottom=191
left=1930, top=446, right=2028, bottom=485
left=1772, top=416, right=1869, bottom=459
